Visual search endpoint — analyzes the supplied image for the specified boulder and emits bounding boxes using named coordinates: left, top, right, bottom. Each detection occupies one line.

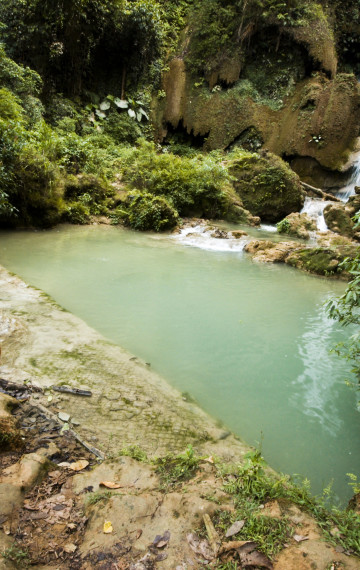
left=323, top=203, right=354, bottom=238
left=285, top=248, right=342, bottom=275
left=244, top=240, right=301, bottom=263
left=228, top=150, right=305, bottom=223
left=277, top=212, right=316, bottom=240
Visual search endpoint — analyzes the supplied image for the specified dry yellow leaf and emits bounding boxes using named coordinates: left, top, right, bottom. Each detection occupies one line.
left=103, top=521, right=113, bottom=534
left=99, top=481, right=123, bottom=489
left=68, top=460, right=89, bottom=471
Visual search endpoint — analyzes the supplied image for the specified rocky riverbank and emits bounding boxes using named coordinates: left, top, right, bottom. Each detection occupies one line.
left=1, top=265, right=360, bottom=569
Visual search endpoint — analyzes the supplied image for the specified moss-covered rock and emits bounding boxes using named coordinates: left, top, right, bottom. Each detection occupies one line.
left=285, top=248, right=343, bottom=275
left=323, top=203, right=355, bottom=238
left=244, top=239, right=301, bottom=262
left=157, top=57, right=360, bottom=172
left=226, top=150, right=305, bottom=222
left=277, top=212, right=316, bottom=239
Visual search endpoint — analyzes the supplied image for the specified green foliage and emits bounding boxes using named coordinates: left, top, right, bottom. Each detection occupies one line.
left=121, top=190, right=179, bottom=232
left=186, top=0, right=312, bottom=78
left=119, top=444, right=149, bottom=462
left=0, top=0, right=164, bottom=95
left=220, top=449, right=360, bottom=556
left=85, top=490, right=114, bottom=506
left=120, top=140, right=233, bottom=218
left=276, top=217, right=291, bottom=234
left=155, top=444, right=202, bottom=488
left=2, top=544, right=30, bottom=567
left=63, top=203, right=91, bottom=225
left=326, top=245, right=360, bottom=391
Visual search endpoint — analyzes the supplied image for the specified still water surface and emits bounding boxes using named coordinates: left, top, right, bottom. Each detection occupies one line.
left=0, top=225, right=359, bottom=503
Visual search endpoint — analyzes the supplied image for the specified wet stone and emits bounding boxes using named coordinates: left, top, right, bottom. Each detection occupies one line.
left=58, top=412, right=71, bottom=422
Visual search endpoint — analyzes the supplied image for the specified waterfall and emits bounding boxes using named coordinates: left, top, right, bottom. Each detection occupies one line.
left=335, top=152, right=360, bottom=202
left=301, top=197, right=330, bottom=232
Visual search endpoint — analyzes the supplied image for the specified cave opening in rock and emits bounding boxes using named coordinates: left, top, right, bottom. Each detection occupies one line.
left=163, top=120, right=209, bottom=153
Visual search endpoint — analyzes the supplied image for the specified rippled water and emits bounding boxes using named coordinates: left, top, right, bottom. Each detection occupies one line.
left=0, top=224, right=359, bottom=503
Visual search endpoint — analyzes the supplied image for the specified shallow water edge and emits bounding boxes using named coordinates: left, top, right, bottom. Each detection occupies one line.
left=0, top=263, right=252, bottom=465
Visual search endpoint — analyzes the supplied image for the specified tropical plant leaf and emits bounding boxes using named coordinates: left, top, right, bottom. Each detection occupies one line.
left=114, top=98, right=128, bottom=108
left=128, top=108, right=136, bottom=119
left=99, top=100, right=111, bottom=111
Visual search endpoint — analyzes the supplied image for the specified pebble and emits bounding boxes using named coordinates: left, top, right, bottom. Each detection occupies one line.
left=58, top=411, right=71, bottom=422
left=71, top=419, right=80, bottom=426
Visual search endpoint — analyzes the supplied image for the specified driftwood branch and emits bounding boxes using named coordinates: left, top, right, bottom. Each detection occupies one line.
left=52, top=386, right=92, bottom=397
left=300, top=181, right=340, bottom=202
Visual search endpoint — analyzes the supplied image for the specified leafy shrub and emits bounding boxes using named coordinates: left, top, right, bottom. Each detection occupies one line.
left=63, top=202, right=91, bottom=225
left=103, top=110, right=143, bottom=144
left=120, top=140, right=232, bottom=218
left=121, top=190, right=179, bottom=231
left=276, top=218, right=291, bottom=234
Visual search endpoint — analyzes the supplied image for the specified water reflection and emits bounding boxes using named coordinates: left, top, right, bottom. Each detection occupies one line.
left=292, top=307, right=346, bottom=435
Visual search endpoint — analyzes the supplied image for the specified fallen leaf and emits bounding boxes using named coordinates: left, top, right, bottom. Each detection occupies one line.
left=67, top=523, right=77, bottom=530
left=187, top=533, right=214, bottom=561
left=330, top=527, right=341, bottom=537
left=203, top=456, right=214, bottom=464
left=135, top=529, right=142, bottom=540
left=153, top=530, right=170, bottom=548
left=220, top=540, right=250, bottom=553
left=225, top=520, right=245, bottom=538
left=237, top=542, right=273, bottom=569
left=64, top=543, right=77, bottom=553
left=103, top=521, right=113, bottom=534
left=3, top=521, right=11, bottom=535
left=58, top=462, right=72, bottom=468
left=99, top=481, right=123, bottom=489
left=68, top=460, right=89, bottom=471
left=293, top=534, right=309, bottom=543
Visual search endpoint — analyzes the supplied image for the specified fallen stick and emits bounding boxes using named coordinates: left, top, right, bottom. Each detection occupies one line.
left=31, top=400, right=105, bottom=460
left=203, top=513, right=221, bottom=556
left=52, top=386, right=92, bottom=397
left=300, top=181, right=340, bottom=202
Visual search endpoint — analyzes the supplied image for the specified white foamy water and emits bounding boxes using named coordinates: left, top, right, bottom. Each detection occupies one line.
left=301, top=197, right=330, bottom=231
left=336, top=153, right=360, bottom=202
left=174, top=225, right=247, bottom=252
left=260, top=224, right=277, bottom=233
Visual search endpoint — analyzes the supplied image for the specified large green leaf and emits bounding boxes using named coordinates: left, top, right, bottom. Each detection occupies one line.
left=114, top=98, right=129, bottom=109
left=99, top=100, right=111, bottom=111
left=128, top=108, right=136, bottom=119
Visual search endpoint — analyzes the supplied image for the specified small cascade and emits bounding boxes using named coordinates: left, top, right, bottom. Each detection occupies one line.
left=174, top=224, right=248, bottom=252
left=335, top=152, right=360, bottom=202
left=301, top=196, right=330, bottom=232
